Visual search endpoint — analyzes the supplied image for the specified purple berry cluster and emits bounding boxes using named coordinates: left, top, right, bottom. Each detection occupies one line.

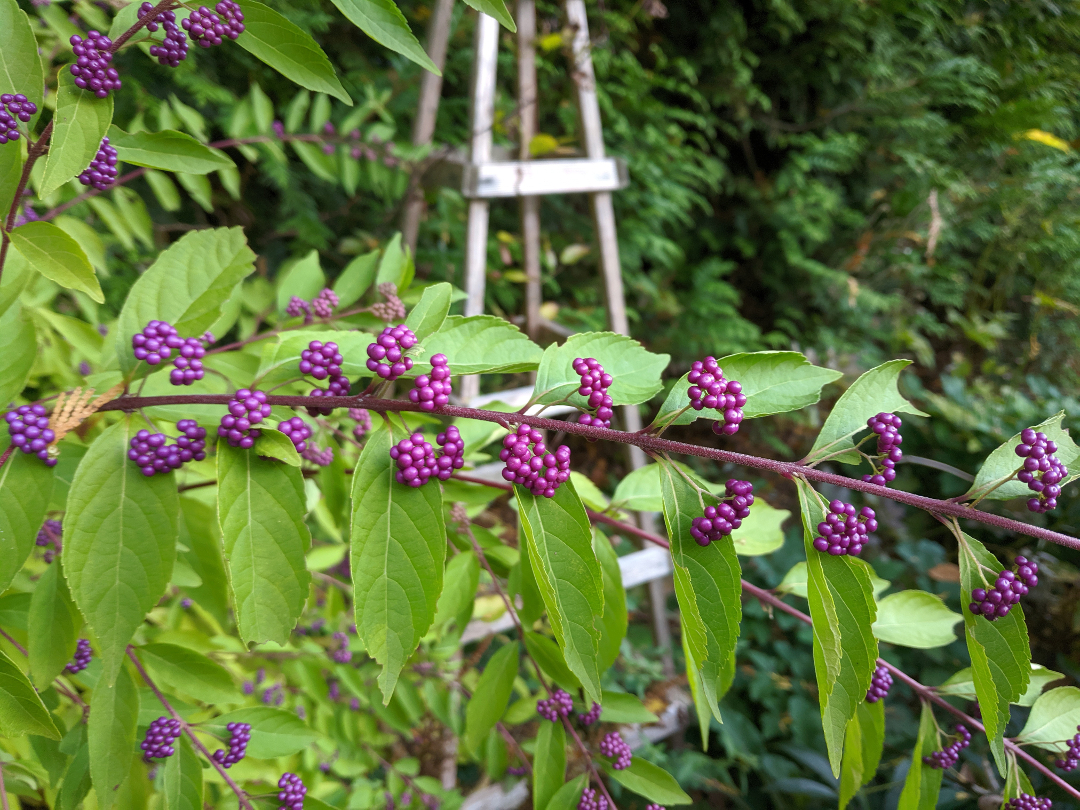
left=574, top=357, right=614, bottom=429
left=1016, top=430, right=1068, bottom=514
left=1056, top=725, right=1080, bottom=771
left=65, top=639, right=92, bottom=674
left=211, top=722, right=251, bottom=768
left=689, top=479, right=754, bottom=546
left=409, top=354, right=452, bottom=411
left=176, top=420, right=208, bottom=460
left=286, top=296, right=311, bottom=321
left=366, top=325, right=417, bottom=381
left=865, top=664, right=892, bottom=703
left=128, top=421, right=206, bottom=475
left=263, top=684, right=284, bottom=706
left=599, top=731, right=632, bottom=770
left=133, top=320, right=182, bottom=365
left=37, top=519, right=62, bottom=563
left=278, top=416, right=312, bottom=453
left=390, top=433, right=437, bottom=487
left=499, top=425, right=571, bottom=498
left=536, top=688, right=574, bottom=722
left=140, top=2, right=188, bottom=67
left=507, top=765, right=528, bottom=776
left=330, top=631, right=352, bottom=663
left=219, top=389, right=272, bottom=449
left=70, top=31, right=121, bottom=98
left=436, top=426, right=464, bottom=480
left=182, top=0, right=245, bottom=47
left=351, top=408, right=372, bottom=442
left=577, top=787, right=609, bottom=810
left=687, top=356, right=746, bottom=436
left=1008, top=795, right=1052, bottom=810
left=307, top=373, right=352, bottom=416
left=170, top=337, right=206, bottom=385
left=312, top=288, right=339, bottom=319
left=923, top=724, right=971, bottom=769
left=811, top=500, right=877, bottom=557
left=302, top=442, right=334, bottom=466
left=299, top=340, right=344, bottom=381
left=0, top=93, right=37, bottom=144
left=77, top=137, right=119, bottom=190
left=6, top=404, right=57, bottom=466
left=968, top=555, right=1039, bottom=621
left=371, top=282, right=407, bottom=322
left=861, top=412, right=903, bottom=486
left=578, top=702, right=601, bottom=725
left=140, top=716, right=182, bottom=761
left=278, top=772, right=307, bottom=810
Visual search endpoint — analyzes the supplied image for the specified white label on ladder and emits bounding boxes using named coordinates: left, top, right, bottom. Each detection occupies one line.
left=463, top=157, right=628, bottom=198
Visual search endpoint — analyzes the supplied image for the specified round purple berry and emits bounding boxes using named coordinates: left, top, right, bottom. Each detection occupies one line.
left=299, top=340, right=343, bottom=381
left=5, top=404, right=57, bottom=466
left=37, top=518, right=62, bottom=563
left=286, top=296, right=311, bottom=321
left=435, top=426, right=465, bottom=481
left=278, top=416, right=312, bottom=453
left=170, top=336, right=206, bottom=385
left=1008, top=794, right=1052, bottom=810
left=690, top=479, right=754, bottom=546
left=312, top=288, right=339, bottom=319
left=409, top=354, right=452, bottom=412
left=536, top=687, right=574, bottom=722
left=350, top=408, right=372, bottom=442
left=687, top=356, right=746, bottom=435
left=277, top=772, right=306, bottom=810
left=0, top=93, right=38, bottom=144
left=132, top=320, right=182, bottom=365
left=967, top=555, right=1039, bottom=622
left=301, top=442, right=334, bottom=467
left=176, top=419, right=208, bottom=462
left=1055, top=724, right=1080, bottom=771
left=391, top=433, right=438, bottom=488
left=922, top=724, right=971, bottom=769
left=865, top=663, right=892, bottom=702
left=1015, top=431, right=1068, bottom=513
left=211, top=722, right=251, bottom=768
left=141, top=716, right=182, bottom=761
left=181, top=0, right=244, bottom=47
left=599, top=731, right=632, bottom=770
left=573, top=357, right=614, bottom=429
left=861, top=413, right=903, bottom=486
left=65, top=639, right=92, bottom=673
left=69, top=31, right=121, bottom=98
left=811, top=500, right=876, bottom=557
left=128, top=429, right=184, bottom=476
left=366, top=325, right=417, bottom=381
left=578, top=702, right=601, bottom=725
left=218, top=389, right=272, bottom=449
left=499, top=424, right=571, bottom=498
left=77, top=137, right=118, bottom=190
left=578, top=787, right=609, bottom=810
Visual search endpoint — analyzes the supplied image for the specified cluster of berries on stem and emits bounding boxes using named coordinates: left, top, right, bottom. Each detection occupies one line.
left=1015, top=430, right=1067, bottom=513
left=70, top=31, right=121, bottom=98
left=278, top=772, right=307, bottom=809
left=36, top=519, right=62, bottom=563
left=968, top=555, right=1038, bottom=621
left=132, top=320, right=209, bottom=385
left=599, top=731, right=632, bottom=770
left=865, top=664, right=892, bottom=703
left=211, top=722, right=251, bottom=768
left=6, top=404, right=57, bottom=466
left=536, top=687, right=574, bottom=721
left=861, top=412, right=903, bottom=486
left=366, top=325, right=417, bottom=381
left=578, top=702, right=601, bottom=725
left=690, top=480, right=754, bottom=546
left=218, top=389, right=272, bottom=449
left=1009, top=795, right=1052, bottom=810
left=182, top=0, right=245, bottom=46
left=409, top=354, right=452, bottom=411
left=140, top=2, right=188, bottom=66
left=812, top=500, right=877, bottom=557
left=278, top=416, right=312, bottom=453
left=687, top=356, right=745, bottom=435
left=1055, top=724, right=1080, bottom=771
left=577, top=787, right=609, bottom=810
left=129, top=421, right=207, bottom=476
left=0, top=93, right=36, bottom=144
left=370, top=282, right=407, bottom=322
left=141, top=716, right=182, bottom=761
left=351, top=408, right=372, bottom=442
left=78, top=138, right=119, bottom=190
left=330, top=630, right=352, bottom=663
left=65, top=639, right=92, bottom=674
left=287, top=289, right=339, bottom=323
left=574, top=358, right=614, bottom=429
left=500, top=425, right=572, bottom=498
left=923, top=724, right=971, bottom=769
left=390, top=427, right=463, bottom=487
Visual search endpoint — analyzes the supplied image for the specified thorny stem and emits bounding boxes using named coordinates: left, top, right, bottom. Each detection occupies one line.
left=126, top=646, right=256, bottom=810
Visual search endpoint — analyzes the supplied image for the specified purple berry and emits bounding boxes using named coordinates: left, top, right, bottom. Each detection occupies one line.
left=132, top=320, right=182, bottom=365
left=435, top=426, right=465, bottom=480
left=301, top=442, right=334, bottom=467
left=5, top=404, right=58, bottom=466
left=350, top=408, right=372, bottom=441
left=218, top=389, right=272, bottom=449
left=573, top=357, right=614, bottom=429
left=139, top=3, right=188, bottom=66
left=77, top=137, right=118, bottom=190
left=1055, top=724, right=1080, bottom=771
left=299, top=340, right=343, bottom=381
left=577, top=787, right=609, bottom=810
left=69, top=31, right=121, bottom=98
left=687, top=356, right=746, bottom=436
left=211, top=722, right=251, bottom=768
left=861, top=413, right=903, bottom=486
left=689, top=479, right=754, bottom=546
left=181, top=0, right=244, bottom=47
left=499, top=424, right=571, bottom=498
left=865, top=663, right=892, bottom=702
left=140, top=716, right=182, bottom=761
left=65, top=639, right=92, bottom=673
left=128, top=429, right=186, bottom=476
left=366, top=325, right=417, bottom=381
left=598, top=731, right=632, bottom=770
left=409, top=354, right=452, bottom=412
left=0, top=93, right=37, bottom=144
left=390, top=433, right=438, bottom=488
left=810, top=499, right=876, bottom=557
left=312, top=288, right=339, bottom=319
left=578, top=702, right=601, bottom=725
left=1015, top=431, right=1068, bottom=514
left=278, top=416, right=312, bottom=453
left=36, top=519, right=62, bottom=563
left=286, top=296, right=311, bottom=321
left=1008, top=794, right=1052, bottom=810
left=330, top=630, right=352, bottom=663
left=277, top=772, right=307, bottom=810
left=923, top=724, right=971, bottom=769
left=507, top=765, right=528, bottom=776
left=968, top=555, right=1039, bottom=622
left=170, top=336, right=206, bottom=386
left=536, top=687, right=574, bottom=722
left=176, top=419, right=208, bottom=462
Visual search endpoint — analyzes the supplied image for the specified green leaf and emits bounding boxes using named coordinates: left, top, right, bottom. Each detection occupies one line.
left=0, top=0, right=45, bottom=116
left=65, top=419, right=179, bottom=685
left=41, top=72, right=113, bottom=195
left=138, top=644, right=238, bottom=704
left=253, top=429, right=302, bottom=466
left=0, top=144, right=23, bottom=230
left=105, top=127, right=233, bottom=174
left=459, top=0, right=516, bottom=31
left=420, top=315, right=543, bottom=376
left=116, top=227, right=256, bottom=375
left=145, top=169, right=182, bottom=211
left=0, top=647, right=60, bottom=739
left=659, top=460, right=741, bottom=725
left=163, top=734, right=202, bottom=810
left=872, top=591, right=961, bottom=649
left=794, top=478, right=878, bottom=777
left=217, top=440, right=312, bottom=646
left=936, top=663, right=1060, bottom=707
left=236, top=0, right=352, bottom=104
left=28, top=562, right=82, bottom=689
left=599, top=691, right=659, bottom=723
left=405, top=282, right=453, bottom=342
left=679, top=620, right=713, bottom=751
left=964, top=411, right=1080, bottom=501
left=806, top=360, right=927, bottom=465
left=10, top=221, right=103, bottom=303
left=602, top=759, right=692, bottom=805
left=544, top=774, right=588, bottom=810
left=838, top=700, right=884, bottom=810
left=652, top=351, right=843, bottom=429
left=350, top=426, right=446, bottom=702
left=290, top=139, right=338, bottom=181
left=177, top=497, right=230, bottom=625
left=532, top=719, right=565, bottom=810
left=522, top=631, right=580, bottom=692
left=730, top=498, right=790, bottom=556
left=254, top=329, right=372, bottom=387
left=464, top=642, right=519, bottom=755
left=897, top=701, right=944, bottom=810
left=327, top=0, right=439, bottom=73
left=776, top=561, right=890, bottom=600
left=958, top=532, right=1030, bottom=768
left=0, top=447, right=54, bottom=594
left=432, top=550, right=479, bottom=633
left=532, top=332, right=669, bottom=408
left=593, top=530, right=627, bottom=673
left=176, top=172, right=214, bottom=211
left=516, top=479, right=604, bottom=706
left=58, top=743, right=92, bottom=810
left=333, top=249, right=379, bottom=308
left=1016, top=686, right=1080, bottom=753
left=87, top=662, right=138, bottom=808
left=202, top=707, right=316, bottom=758
left=375, top=233, right=409, bottom=288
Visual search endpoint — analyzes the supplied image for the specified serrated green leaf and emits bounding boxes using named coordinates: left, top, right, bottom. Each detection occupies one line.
left=203, top=706, right=316, bottom=757
left=459, top=0, right=516, bottom=31
left=593, top=530, right=627, bottom=673
left=795, top=478, right=878, bottom=777
left=163, top=734, right=202, bottom=810
left=532, top=332, right=669, bottom=408
left=253, top=429, right=302, bottom=466
left=105, top=126, right=232, bottom=174
left=10, top=221, right=103, bottom=302
left=405, top=281, right=452, bottom=342
left=418, top=315, right=542, bottom=377
left=0, top=647, right=60, bottom=739
left=333, top=249, right=379, bottom=308
left=958, top=532, right=1030, bottom=768
left=0, top=446, right=54, bottom=594
left=872, top=590, right=961, bottom=649
left=680, top=618, right=712, bottom=751
left=599, top=691, right=659, bottom=724
left=516, top=479, right=604, bottom=706
left=28, top=562, right=82, bottom=689
left=88, top=662, right=138, bottom=808
left=116, top=227, right=256, bottom=375
left=659, top=460, right=741, bottom=726
left=41, top=72, right=113, bottom=195
left=236, top=0, right=352, bottom=104
left=545, top=774, right=588, bottom=810
left=464, top=642, right=519, bottom=755
left=138, top=644, right=238, bottom=704
left=65, top=419, right=179, bottom=685
left=897, top=701, right=943, bottom=810
left=602, top=759, right=692, bottom=805
left=964, top=411, right=1080, bottom=501
left=0, top=0, right=45, bottom=118
left=936, top=663, right=1060, bottom=707
left=57, top=743, right=91, bottom=810
left=326, top=0, right=440, bottom=72
left=806, top=360, right=927, bottom=465
left=522, top=630, right=580, bottom=692
left=432, top=550, right=479, bottom=633
left=839, top=700, right=884, bottom=809
left=350, top=426, right=446, bottom=702
left=177, top=497, right=230, bottom=625
left=533, top=719, right=565, bottom=810
left=1016, top=686, right=1080, bottom=752
left=217, top=440, right=312, bottom=646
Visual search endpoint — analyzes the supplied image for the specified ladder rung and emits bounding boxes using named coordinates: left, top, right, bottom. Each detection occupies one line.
left=462, top=157, right=628, bottom=198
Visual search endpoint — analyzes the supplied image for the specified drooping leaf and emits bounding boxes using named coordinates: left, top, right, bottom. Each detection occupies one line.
left=253, top=429, right=302, bottom=466
left=593, top=530, right=627, bottom=673
left=794, top=478, right=878, bottom=777
left=10, top=221, right=103, bottom=303
left=0, top=447, right=55, bottom=594
left=964, top=411, right=1080, bottom=501
left=325, top=0, right=440, bottom=73
left=463, top=642, right=519, bottom=755
left=405, top=282, right=453, bottom=342
left=0, top=0, right=45, bottom=117
left=419, top=315, right=543, bottom=376
left=87, top=662, right=139, bottom=808
left=958, top=532, right=1030, bottom=768
left=116, top=227, right=256, bottom=375
left=659, top=459, right=741, bottom=725
left=936, top=663, right=1060, bottom=707
left=333, top=249, right=379, bottom=308
left=602, top=758, right=692, bottom=805
left=177, top=497, right=229, bottom=625
left=532, top=332, right=670, bottom=407
left=202, top=707, right=316, bottom=758
left=0, top=647, right=60, bottom=739
left=0, top=304, right=35, bottom=411
left=459, top=0, right=516, bottom=30
left=679, top=619, right=717, bottom=751
left=28, top=562, right=82, bottom=689
left=516, top=479, right=604, bottom=706
left=236, top=0, right=352, bottom=104
left=138, top=644, right=239, bottom=704
left=532, top=719, right=566, bottom=810
left=41, top=72, right=114, bottom=195
left=872, top=591, right=961, bottom=649
left=275, top=249, right=326, bottom=312
left=897, top=701, right=944, bottom=810
left=522, top=630, right=580, bottom=692
left=599, top=691, right=659, bottom=724
left=0, top=135, right=21, bottom=218
left=106, top=127, right=233, bottom=174
left=1016, top=686, right=1080, bottom=753
left=350, top=426, right=446, bottom=702
left=163, top=734, right=202, bottom=810
left=838, top=700, right=885, bottom=809
left=432, top=550, right=479, bottom=634
left=65, top=419, right=179, bottom=685
left=544, top=774, right=588, bottom=810
left=217, top=441, right=312, bottom=646
left=57, top=743, right=92, bottom=810
left=805, top=360, right=927, bottom=465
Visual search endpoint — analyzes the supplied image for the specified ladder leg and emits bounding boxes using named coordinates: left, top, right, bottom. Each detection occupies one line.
left=517, top=0, right=542, bottom=340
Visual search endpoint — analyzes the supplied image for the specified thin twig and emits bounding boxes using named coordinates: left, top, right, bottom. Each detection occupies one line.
left=0, top=762, right=8, bottom=810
